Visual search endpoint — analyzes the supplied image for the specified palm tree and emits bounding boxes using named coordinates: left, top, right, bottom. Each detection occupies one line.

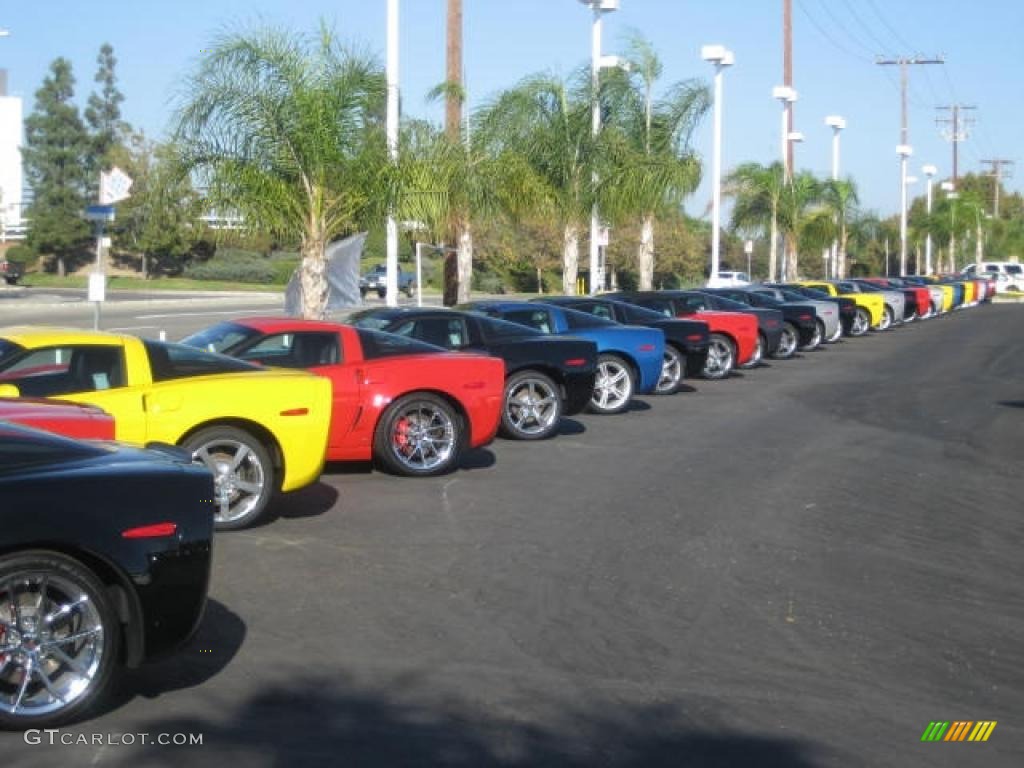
left=820, top=178, right=859, bottom=278
left=175, top=25, right=387, bottom=318
left=725, top=162, right=785, bottom=281
left=778, top=171, right=826, bottom=279
left=599, top=34, right=708, bottom=290
left=474, top=72, right=593, bottom=294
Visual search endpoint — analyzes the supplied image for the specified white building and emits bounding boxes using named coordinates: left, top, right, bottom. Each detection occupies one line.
left=0, top=69, right=24, bottom=238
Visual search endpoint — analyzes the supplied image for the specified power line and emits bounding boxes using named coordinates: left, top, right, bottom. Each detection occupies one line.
left=864, top=0, right=918, bottom=53
left=936, top=104, right=976, bottom=183
left=877, top=56, right=945, bottom=143
left=816, top=0, right=876, bottom=56
left=837, top=0, right=896, bottom=55
left=795, top=0, right=873, bottom=64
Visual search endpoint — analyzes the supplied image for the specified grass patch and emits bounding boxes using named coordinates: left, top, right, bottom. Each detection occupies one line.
left=20, top=274, right=283, bottom=293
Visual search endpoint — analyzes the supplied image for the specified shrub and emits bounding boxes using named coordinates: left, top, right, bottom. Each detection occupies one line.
left=3, top=244, right=36, bottom=266
left=184, top=256, right=276, bottom=283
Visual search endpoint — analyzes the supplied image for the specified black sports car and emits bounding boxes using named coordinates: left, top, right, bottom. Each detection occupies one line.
left=0, top=423, right=214, bottom=728
left=349, top=307, right=598, bottom=440
left=700, top=288, right=822, bottom=351
left=529, top=296, right=710, bottom=394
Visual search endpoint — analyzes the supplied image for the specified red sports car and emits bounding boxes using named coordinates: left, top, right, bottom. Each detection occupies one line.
left=183, top=319, right=505, bottom=476
left=0, top=398, right=115, bottom=440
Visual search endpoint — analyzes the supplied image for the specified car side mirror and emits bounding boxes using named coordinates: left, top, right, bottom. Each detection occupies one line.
left=0, top=383, right=20, bottom=397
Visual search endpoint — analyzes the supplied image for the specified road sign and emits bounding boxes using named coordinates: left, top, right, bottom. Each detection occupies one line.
left=99, top=167, right=133, bottom=204
left=85, top=205, right=115, bottom=222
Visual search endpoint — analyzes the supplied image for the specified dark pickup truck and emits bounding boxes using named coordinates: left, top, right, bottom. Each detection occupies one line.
left=0, top=259, right=22, bottom=285
left=360, top=264, right=415, bottom=298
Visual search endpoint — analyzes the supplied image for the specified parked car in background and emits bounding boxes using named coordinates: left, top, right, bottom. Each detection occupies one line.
left=184, top=318, right=505, bottom=472
left=962, top=261, right=1024, bottom=292
left=837, top=279, right=907, bottom=328
left=349, top=307, right=597, bottom=441
left=605, top=291, right=758, bottom=380
left=746, top=284, right=844, bottom=343
left=792, top=281, right=885, bottom=334
left=459, top=300, right=665, bottom=415
left=529, top=296, right=710, bottom=394
left=776, top=285, right=859, bottom=338
left=360, top=264, right=416, bottom=298
left=0, top=327, right=332, bottom=530
left=0, top=398, right=114, bottom=440
left=706, top=270, right=751, bottom=288
left=0, top=421, right=214, bottom=728
left=701, top=287, right=822, bottom=351
left=858, top=277, right=934, bottom=320
left=0, top=259, right=22, bottom=285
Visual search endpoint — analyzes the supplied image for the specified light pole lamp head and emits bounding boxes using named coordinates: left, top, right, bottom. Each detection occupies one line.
left=598, top=54, right=630, bottom=71
left=896, top=144, right=913, bottom=157
left=940, top=181, right=955, bottom=192
left=701, top=45, right=735, bottom=67
left=825, top=115, right=846, bottom=130
left=578, top=0, right=620, bottom=11
left=922, top=164, right=938, bottom=178
left=787, top=131, right=805, bottom=143
left=0, top=28, right=10, bottom=37
left=772, top=85, right=797, bottom=103
left=905, top=176, right=919, bottom=185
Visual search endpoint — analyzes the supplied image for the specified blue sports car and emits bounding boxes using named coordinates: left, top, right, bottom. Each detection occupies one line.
left=458, top=301, right=665, bottom=414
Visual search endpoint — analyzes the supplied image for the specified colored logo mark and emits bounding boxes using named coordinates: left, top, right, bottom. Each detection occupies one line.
left=921, top=721, right=997, bottom=742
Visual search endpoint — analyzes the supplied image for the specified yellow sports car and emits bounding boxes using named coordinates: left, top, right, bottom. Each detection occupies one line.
left=796, top=281, right=887, bottom=334
left=0, top=327, right=332, bottom=530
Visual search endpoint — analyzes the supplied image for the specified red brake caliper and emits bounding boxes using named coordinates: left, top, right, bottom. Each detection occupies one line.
left=394, top=416, right=411, bottom=454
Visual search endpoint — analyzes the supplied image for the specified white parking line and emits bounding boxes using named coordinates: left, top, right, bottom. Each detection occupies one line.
left=135, top=309, right=280, bottom=319
left=107, top=325, right=160, bottom=332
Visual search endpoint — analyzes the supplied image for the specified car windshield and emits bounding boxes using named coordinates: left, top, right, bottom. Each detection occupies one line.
left=347, top=310, right=397, bottom=331
left=144, top=340, right=261, bottom=382
left=853, top=281, right=882, bottom=292
left=181, top=322, right=261, bottom=354
left=835, top=282, right=860, bottom=293
left=779, top=289, right=810, bottom=302
left=618, top=303, right=667, bottom=323
left=0, top=423, right=110, bottom=471
left=561, top=307, right=616, bottom=329
left=0, top=339, right=24, bottom=366
left=356, top=328, right=444, bottom=358
left=702, top=294, right=748, bottom=311
left=1007, top=265, right=1023, bottom=275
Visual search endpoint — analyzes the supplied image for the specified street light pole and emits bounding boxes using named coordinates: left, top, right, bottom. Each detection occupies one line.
left=385, top=0, right=400, bottom=307
left=825, top=115, right=845, bottom=278
left=772, top=86, right=797, bottom=282
left=923, top=164, right=937, bottom=274
left=897, top=144, right=913, bottom=277
left=579, top=0, right=620, bottom=294
left=702, top=45, right=734, bottom=285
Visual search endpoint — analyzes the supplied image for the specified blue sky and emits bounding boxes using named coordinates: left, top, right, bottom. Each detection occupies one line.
left=1, top=1, right=1021, bottom=219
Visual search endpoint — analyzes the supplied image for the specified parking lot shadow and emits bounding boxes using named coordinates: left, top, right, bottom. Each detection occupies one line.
left=998, top=400, right=1024, bottom=409
left=557, top=417, right=586, bottom=436
left=268, top=481, right=340, bottom=524
left=104, top=599, right=245, bottom=713
left=459, top=447, right=497, bottom=470
left=113, top=675, right=825, bottom=768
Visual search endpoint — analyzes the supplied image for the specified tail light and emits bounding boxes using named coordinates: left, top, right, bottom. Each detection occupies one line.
left=799, top=313, right=813, bottom=321
left=766, top=319, right=780, bottom=329
left=686, top=334, right=705, bottom=342
left=122, top=522, right=178, bottom=539
left=563, top=358, right=587, bottom=367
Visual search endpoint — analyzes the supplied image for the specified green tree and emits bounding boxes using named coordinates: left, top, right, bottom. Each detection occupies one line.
left=725, top=162, right=785, bottom=281
left=475, top=72, right=594, bottom=294
left=22, top=58, right=92, bottom=276
left=115, top=137, right=204, bottom=277
left=821, top=178, right=859, bottom=278
left=84, top=43, right=127, bottom=179
left=175, top=24, right=388, bottom=318
left=600, top=33, right=708, bottom=289
left=778, top=171, right=826, bottom=279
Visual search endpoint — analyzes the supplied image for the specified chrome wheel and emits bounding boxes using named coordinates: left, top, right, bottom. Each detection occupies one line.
left=502, top=372, right=561, bottom=439
left=826, top=321, right=843, bottom=343
left=702, top=334, right=735, bottom=380
left=380, top=397, right=458, bottom=474
left=772, top=323, right=798, bottom=358
left=0, top=564, right=111, bottom=725
left=589, top=355, right=634, bottom=414
left=188, top=432, right=270, bottom=528
left=800, top=321, right=823, bottom=351
left=878, top=306, right=893, bottom=331
left=655, top=346, right=684, bottom=394
left=739, top=334, right=763, bottom=369
left=850, top=308, right=870, bottom=337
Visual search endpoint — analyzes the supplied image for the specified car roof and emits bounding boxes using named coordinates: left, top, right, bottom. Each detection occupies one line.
left=0, top=326, right=134, bottom=347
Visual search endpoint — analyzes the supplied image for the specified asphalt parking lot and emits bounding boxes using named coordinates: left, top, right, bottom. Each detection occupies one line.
left=6, top=304, right=1023, bottom=767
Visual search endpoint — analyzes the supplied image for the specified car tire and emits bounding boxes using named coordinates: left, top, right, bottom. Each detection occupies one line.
left=739, top=334, right=763, bottom=369
left=799, top=320, right=824, bottom=351
left=702, top=333, right=735, bottom=380
left=588, top=354, right=635, bottom=415
left=373, top=392, right=463, bottom=476
left=500, top=370, right=563, bottom=440
left=877, top=306, right=894, bottom=331
left=770, top=322, right=799, bottom=359
left=403, top=285, right=414, bottom=298
left=850, top=307, right=871, bottom=337
left=826, top=321, right=843, bottom=343
left=182, top=426, right=275, bottom=531
left=0, top=551, right=120, bottom=729
left=376, top=288, right=386, bottom=299
left=654, top=345, right=685, bottom=395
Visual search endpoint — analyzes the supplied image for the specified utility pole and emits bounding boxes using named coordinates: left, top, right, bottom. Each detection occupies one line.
left=445, top=0, right=463, bottom=140
left=981, top=158, right=1014, bottom=217
left=936, top=104, right=976, bottom=185
left=877, top=55, right=943, bottom=277
left=385, top=0, right=400, bottom=307
left=783, top=0, right=794, bottom=174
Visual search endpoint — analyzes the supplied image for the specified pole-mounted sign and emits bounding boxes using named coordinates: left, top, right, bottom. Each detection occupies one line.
left=99, top=167, right=133, bottom=205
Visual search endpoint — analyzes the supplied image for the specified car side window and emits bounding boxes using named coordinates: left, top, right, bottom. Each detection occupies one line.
left=408, top=317, right=468, bottom=349
left=682, top=296, right=707, bottom=311
left=502, top=309, right=552, bottom=333
left=0, top=345, right=125, bottom=396
left=575, top=302, right=613, bottom=320
left=237, top=333, right=341, bottom=368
